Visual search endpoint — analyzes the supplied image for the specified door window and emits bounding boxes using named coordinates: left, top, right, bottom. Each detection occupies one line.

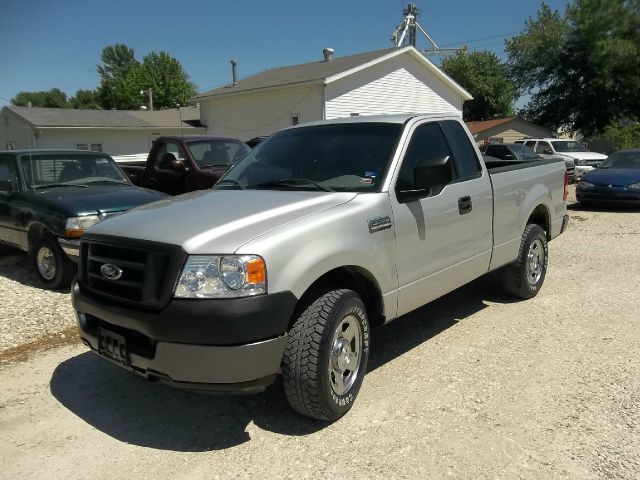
left=0, top=156, right=19, bottom=191
left=536, top=142, right=551, bottom=154
left=525, top=141, right=536, bottom=149
left=396, top=122, right=457, bottom=192
left=441, top=121, right=482, bottom=179
left=156, top=142, right=185, bottom=170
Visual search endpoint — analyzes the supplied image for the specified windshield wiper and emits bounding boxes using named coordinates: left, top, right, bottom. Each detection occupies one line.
left=85, top=180, right=129, bottom=185
left=215, top=179, right=246, bottom=190
left=32, top=183, right=88, bottom=190
left=254, top=178, right=334, bottom=192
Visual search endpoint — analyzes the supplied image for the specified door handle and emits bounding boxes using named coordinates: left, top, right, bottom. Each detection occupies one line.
left=458, top=196, right=472, bottom=215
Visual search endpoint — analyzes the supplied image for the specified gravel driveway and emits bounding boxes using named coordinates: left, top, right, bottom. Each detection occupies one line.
left=0, top=186, right=638, bottom=479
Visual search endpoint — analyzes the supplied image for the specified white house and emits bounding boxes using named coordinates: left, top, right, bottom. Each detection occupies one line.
left=193, top=46, right=472, bottom=140
left=0, top=105, right=205, bottom=159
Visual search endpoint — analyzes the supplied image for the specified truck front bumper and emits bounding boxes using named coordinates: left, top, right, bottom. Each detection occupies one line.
left=72, top=282, right=297, bottom=393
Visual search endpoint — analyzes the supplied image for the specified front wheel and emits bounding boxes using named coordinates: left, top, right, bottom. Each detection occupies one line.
left=282, top=289, right=370, bottom=421
left=500, top=224, right=548, bottom=299
left=31, top=234, right=74, bottom=289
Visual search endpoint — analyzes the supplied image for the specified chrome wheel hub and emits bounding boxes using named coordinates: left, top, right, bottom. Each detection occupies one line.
left=37, top=247, right=57, bottom=280
left=328, top=314, right=362, bottom=396
left=526, top=239, right=544, bottom=286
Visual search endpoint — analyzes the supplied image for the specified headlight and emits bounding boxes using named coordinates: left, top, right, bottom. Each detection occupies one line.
left=627, top=182, right=640, bottom=190
left=175, top=255, right=266, bottom=298
left=65, top=215, right=100, bottom=237
left=577, top=180, right=595, bottom=190
left=574, top=159, right=587, bottom=166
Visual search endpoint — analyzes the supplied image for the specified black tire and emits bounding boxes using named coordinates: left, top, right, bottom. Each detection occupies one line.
left=31, top=234, right=75, bottom=289
left=500, top=224, right=548, bottom=299
left=282, top=289, right=370, bottom=421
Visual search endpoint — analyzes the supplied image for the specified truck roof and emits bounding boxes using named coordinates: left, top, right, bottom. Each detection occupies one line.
left=290, top=113, right=462, bottom=128
left=1, top=149, right=112, bottom=156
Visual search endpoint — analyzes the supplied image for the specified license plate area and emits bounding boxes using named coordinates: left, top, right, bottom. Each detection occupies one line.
left=98, top=327, right=130, bottom=366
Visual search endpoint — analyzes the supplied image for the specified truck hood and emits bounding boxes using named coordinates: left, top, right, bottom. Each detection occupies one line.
left=557, top=152, right=607, bottom=161
left=29, top=185, right=168, bottom=217
left=86, top=189, right=358, bottom=253
left=582, top=168, right=640, bottom=186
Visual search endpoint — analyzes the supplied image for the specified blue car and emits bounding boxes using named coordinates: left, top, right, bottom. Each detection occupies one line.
left=576, top=149, right=640, bottom=205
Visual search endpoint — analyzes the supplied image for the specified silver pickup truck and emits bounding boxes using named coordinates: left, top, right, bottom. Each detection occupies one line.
left=72, top=114, right=569, bottom=420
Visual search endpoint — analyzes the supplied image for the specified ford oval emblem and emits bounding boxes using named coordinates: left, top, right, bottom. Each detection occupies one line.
left=100, top=263, right=123, bottom=281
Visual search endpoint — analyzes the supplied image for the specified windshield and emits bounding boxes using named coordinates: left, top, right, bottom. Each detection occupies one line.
left=599, top=151, right=640, bottom=169
left=510, top=144, right=539, bottom=159
left=19, top=153, right=129, bottom=188
left=218, top=123, right=402, bottom=192
left=187, top=140, right=250, bottom=168
left=551, top=140, right=588, bottom=152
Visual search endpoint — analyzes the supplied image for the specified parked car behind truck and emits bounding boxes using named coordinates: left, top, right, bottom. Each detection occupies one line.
left=515, top=138, right=606, bottom=178
left=0, top=150, right=166, bottom=288
left=72, top=114, right=569, bottom=420
left=120, top=136, right=250, bottom=195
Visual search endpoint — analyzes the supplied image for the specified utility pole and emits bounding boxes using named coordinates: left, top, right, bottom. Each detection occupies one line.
left=391, top=3, right=462, bottom=57
left=148, top=88, right=154, bottom=111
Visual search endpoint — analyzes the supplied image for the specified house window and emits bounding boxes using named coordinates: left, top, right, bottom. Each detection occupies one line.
left=76, top=143, right=102, bottom=152
left=5, top=141, right=16, bottom=150
left=291, top=114, right=299, bottom=126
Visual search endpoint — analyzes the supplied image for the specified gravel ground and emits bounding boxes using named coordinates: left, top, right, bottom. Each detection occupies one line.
left=0, top=185, right=638, bottom=479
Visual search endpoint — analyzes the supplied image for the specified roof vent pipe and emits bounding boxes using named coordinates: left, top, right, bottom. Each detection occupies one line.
left=323, top=48, right=334, bottom=61
left=230, top=60, right=238, bottom=86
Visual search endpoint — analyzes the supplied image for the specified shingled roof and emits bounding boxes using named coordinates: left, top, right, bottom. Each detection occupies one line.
left=3, top=105, right=202, bottom=128
left=193, top=46, right=472, bottom=100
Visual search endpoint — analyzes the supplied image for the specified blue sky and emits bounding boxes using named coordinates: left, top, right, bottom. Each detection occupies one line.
left=0, top=0, right=570, bottom=106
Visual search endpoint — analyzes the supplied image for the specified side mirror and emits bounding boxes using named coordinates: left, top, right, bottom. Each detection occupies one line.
left=170, top=159, right=186, bottom=172
left=397, top=156, right=453, bottom=203
left=0, top=179, right=17, bottom=192
left=504, top=154, right=515, bottom=160
left=543, top=148, right=553, bottom=155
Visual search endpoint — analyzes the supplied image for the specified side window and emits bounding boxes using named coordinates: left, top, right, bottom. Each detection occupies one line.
left=441, top=120, right=482, bottom=179
left=536, top=142, right=551, bottom=154
left=156, top=142, right=185, bottom=170
left=396, top=122, right=456, bottom=192
left=0, top=156, right=20, bottom=191
left=525, top=141, right=536, bottom=149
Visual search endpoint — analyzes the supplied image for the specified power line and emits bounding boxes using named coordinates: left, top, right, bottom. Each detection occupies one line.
left=440, top=30, right=523, bottom=48
left=0, top=95, right=12, bottom=104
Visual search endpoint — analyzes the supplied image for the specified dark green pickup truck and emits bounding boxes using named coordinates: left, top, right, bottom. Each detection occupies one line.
left=0, top=150, right=167, bottom=288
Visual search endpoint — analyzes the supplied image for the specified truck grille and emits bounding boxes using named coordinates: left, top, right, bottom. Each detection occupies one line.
left=79, top=235, right=187, bottom=309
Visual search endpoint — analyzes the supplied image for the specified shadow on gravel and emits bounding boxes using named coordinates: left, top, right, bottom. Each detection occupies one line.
left=0, top=250, right=70, bottom=292
left=50, top=275, right=511, bottom=452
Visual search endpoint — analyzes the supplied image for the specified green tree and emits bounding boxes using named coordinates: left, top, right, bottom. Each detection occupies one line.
left=441, top=50, right=516, bottom=121
left=12, top=88, right=69, bottom=108
left=506, top=0, right=640, bottom=136
left=96, top=46, right=196, bottom=110
left=601, top=118, right=640, bottom=150
left=70, top=89, right=100, bottom=109
left=96, top=44, right=140, bottom=109
left=129, top=52, right=197, bottom=110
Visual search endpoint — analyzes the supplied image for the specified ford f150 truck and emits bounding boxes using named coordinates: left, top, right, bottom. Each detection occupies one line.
left=120, top=136, right=250, bottom=195
left=72, top=114, right=569, bottom=421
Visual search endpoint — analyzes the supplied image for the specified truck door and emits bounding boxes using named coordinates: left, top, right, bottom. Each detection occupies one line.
left=0, top=154, right=27, bottom=248
left=390, top=120, right=493, bottom=317
left=147, top=141, right=189, bottom=195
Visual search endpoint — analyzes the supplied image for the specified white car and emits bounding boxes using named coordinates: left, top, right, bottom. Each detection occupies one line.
left=515, top=138, right=607, bottom=178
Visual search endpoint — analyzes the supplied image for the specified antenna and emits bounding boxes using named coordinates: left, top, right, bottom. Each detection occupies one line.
left=391, top=3, right=463, bottom=56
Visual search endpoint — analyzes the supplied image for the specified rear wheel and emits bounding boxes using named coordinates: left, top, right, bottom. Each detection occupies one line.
left=31, top=234, right=74, bottom=289
left=282, top=289, right=370, bottom=421
left=500, top=224, right=548, bottom=299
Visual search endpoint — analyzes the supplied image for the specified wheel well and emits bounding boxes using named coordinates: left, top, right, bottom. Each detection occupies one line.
left=527, top=205, right=550, bottom=239
left=293, top=266, right=386, bottom=328
left=27, top=224, right=48, bottom=252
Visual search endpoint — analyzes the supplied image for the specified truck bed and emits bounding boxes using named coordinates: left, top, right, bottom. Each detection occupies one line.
left=487, top=157, right=567, bottom=270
